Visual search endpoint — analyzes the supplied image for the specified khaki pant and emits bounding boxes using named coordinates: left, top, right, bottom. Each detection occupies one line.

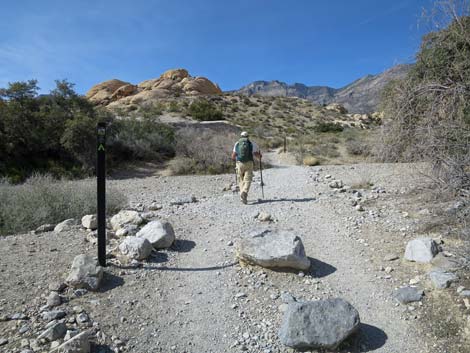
left=236, top=161, right=254, bottom=195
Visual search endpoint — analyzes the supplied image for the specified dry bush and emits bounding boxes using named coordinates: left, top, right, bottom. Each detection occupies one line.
left=378, top=3, right=470, bottom=194
left=0, top=174, right=127, bottom=236
left=303, top=155, right=320, bottom=166
left=169, top=127, right=237, bottom=175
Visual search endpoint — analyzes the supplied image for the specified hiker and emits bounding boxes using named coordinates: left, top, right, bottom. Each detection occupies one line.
left=231, top=131, right=262, bottom=204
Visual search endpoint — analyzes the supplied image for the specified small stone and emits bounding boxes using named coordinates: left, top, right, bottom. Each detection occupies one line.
left=54, top=219, right=77, bottom=233
left=50, top=340, right=61, bottom=349
left=384, top=254, right=399, bottom=261
left=0, top=338, right=8, bottom=346
left=35, top=224, right=55, bottom=233
left=74, top=289, right=88, bottom=297
left=76, top=312, right=89, bottom=323
left=170, top=195, right=197, bottom=205
left=49, top=282, right=67, bottom=292
left=355, top=205, right=364, bottom=212
left=9, top=313, right=29, bottom=320
left=235, top=293, right=247, bottom=299
left=429, top=270, right=458, bottom=289
left=64, top=329, right=80, bottom=341
left=257, top=212, right=272, bottom=222
left=459, top=290, right=470, bottom=297
left=52, top=331, right=90, bottom=353
left=38, top=322, right=67, bottom=341
left=384, top=267, right=393, bottom=274
left=46, top=292, right=62, bottom=307
left=393, top=287, right=424, bottom=304
left=41, top=310, right=66, bottom=322
left=19, top=325, right=30, bottom=334
left=227, top=240, right=234, bottom=246
left=149, top=202, right=163, bottom=211
left=73, top=306, right=84, bottom=314
left=81, top=215, right=97, bottom=230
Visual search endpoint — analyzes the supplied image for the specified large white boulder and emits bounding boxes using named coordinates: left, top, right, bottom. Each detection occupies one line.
left=137, top=220, right=175, bottom=249
left=66, top=255, right=103, bottom=291
left=81, top=215, right=97, bottom=230
left=279, top=298, right=360, bottom=350
left=110, top=210, right=143, bottom=231
left=404, top=238, right=438, bottom=263
left=119, top=237, right=153, bottom=260
left=237, top=229, right=310, bottom=271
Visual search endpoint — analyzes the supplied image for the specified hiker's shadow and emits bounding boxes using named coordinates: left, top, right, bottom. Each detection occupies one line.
left=308, top=257, right=337, bottom=278
left=254, top=197, right=316, bottom=204
left=340, top=323, right=388, bottom=352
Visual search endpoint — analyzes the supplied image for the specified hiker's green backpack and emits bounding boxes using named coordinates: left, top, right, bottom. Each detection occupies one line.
left=237, top=138, right=253, bottom=162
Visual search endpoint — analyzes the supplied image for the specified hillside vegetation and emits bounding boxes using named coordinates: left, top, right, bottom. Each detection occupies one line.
left=379, top=12, right=470, bottom=194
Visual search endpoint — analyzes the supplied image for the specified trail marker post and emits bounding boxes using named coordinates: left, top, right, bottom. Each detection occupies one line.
left=283, top=136, right=287, bottom=153
left=97, top=122, right=107, bottom=267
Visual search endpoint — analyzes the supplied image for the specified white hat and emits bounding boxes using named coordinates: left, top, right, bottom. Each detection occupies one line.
left=241, top=131, right=249, bottom=137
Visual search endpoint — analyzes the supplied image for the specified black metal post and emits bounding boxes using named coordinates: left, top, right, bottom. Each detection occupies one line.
left=283, top=136, right=287, bottom=153
left=97, top=122, right=106, bottom=267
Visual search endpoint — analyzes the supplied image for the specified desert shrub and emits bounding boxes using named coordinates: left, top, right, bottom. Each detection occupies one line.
left=107, top=118, right=175, bottom=162
left=346, top=140, right=370, bottom=156
left=314, top=122, right=344, bottom=133
left=168, top=101, right=180, bottom=112
left=0, top=174, right=127, bottom=236
left=169, top=127, right=236, bottom=174
left=378, top=5, right=470, bottom=193
left=187, top=99, right=223, bottom=121
left=141, top=102, right=164, bottom=117
left=303, top=155, right=320, bottom=166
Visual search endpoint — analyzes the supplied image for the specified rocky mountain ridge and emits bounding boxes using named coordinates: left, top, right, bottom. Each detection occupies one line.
left=233, top=64, right=413, bottom=113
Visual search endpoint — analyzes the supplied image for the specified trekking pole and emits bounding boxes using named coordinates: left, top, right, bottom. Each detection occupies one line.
left=259, top=156, right=265, bottom=199
left=234, top=161, right=238, bottom=188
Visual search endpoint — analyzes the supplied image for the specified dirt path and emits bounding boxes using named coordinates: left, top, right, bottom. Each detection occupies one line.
left=0, top=163, right=457, bottom=353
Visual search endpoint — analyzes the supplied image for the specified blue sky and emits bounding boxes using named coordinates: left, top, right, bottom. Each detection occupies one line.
left=0, top=0, right=434, bottom=94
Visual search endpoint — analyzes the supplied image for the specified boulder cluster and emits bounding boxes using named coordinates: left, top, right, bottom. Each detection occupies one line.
left=86, top=68, right=222, bottom=108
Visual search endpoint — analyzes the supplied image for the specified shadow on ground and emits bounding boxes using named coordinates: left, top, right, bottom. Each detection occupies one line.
left=309, top=257, right=337, bottom=278
left=254, top=197, right=316, bottom=204
left=340, top=323, right=388, bottom=352
left=144, top=261, right=238, bottom=272
left=98, top=272, right=124, bottom=292
left=170, top=239, right=196, bottom=253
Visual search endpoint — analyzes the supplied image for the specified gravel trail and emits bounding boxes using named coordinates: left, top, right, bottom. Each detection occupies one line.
left=0, top=161, right=446, bottom=353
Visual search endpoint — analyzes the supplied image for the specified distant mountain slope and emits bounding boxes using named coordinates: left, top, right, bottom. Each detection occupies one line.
left=232, top=64, right=412, bottom=113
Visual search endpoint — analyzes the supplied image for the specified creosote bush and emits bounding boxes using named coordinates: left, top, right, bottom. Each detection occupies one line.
left=0, top=174, right=127, bottom=236
left=169, top=127, right=236, bottom=175
left=187, top=99, right=223, bottom=121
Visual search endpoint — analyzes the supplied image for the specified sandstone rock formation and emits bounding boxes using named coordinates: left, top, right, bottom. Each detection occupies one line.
left=86, top=69, right=222, bottom=107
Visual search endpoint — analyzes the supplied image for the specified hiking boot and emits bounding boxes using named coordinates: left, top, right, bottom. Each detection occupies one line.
left=240, top=192, right=248, bottom=204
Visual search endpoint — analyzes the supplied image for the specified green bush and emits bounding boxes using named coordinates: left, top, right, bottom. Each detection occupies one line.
left=314, top=122, right=344, bottom=133
left=141, top=102, right=164, bottom=118
left=187, top=99, right=223, bottom=121
left=0, top=174, right=127, bottom=236
left=107, top=118, right=175, bottom=163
